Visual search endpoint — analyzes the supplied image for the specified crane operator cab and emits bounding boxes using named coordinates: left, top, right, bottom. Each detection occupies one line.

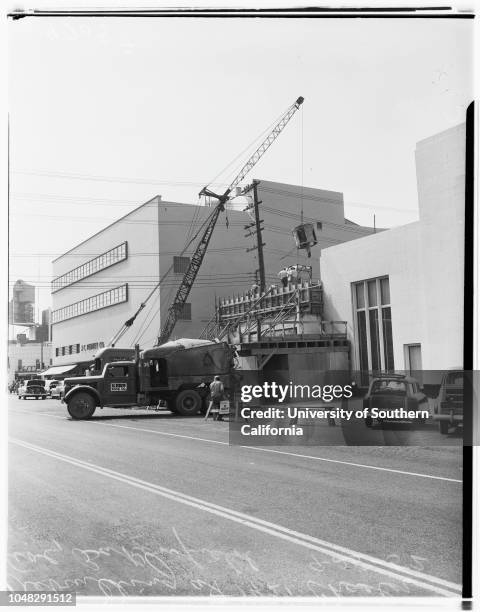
left=293, top=223, right=317, bottom=257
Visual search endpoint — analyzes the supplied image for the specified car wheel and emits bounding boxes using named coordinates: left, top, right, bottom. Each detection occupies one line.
left=67, top=392, right=96, bottom=420
left=175, top=390, right=202, bottom=416
left=439, top=421, right=449, bottom=435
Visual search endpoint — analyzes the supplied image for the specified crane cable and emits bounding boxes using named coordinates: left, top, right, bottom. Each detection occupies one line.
left=203, top=104, right=290, bottom=195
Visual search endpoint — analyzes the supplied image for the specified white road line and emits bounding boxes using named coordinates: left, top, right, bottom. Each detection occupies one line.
left=241, top=447, right=463, bottom=484
left=92, top=421, right=462, bottom=483
left=93, top=421, right=230, bottom=446
left=10, top=437, right=462, bottom=597
left=9, top=409, right=462, bottom=483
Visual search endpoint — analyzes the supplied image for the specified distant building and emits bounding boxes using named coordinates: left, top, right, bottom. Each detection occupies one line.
left=9, top=279, right=35, bottom=326
left=51, top=179, right=377, bottom=366
left=321, top=123, right=466, bottom=382
left=7, top=339, right=52, bottom=384
left=25, top=308, right=51, bottom=343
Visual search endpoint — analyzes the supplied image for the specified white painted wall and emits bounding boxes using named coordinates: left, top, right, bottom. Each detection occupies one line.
left=321, top=123, right=465, bottom=372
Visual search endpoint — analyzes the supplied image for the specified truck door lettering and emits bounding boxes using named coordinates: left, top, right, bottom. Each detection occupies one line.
left=110, top=382, right=127, bottom=392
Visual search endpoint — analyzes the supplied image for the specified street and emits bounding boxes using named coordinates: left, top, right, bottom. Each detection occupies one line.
left=8, top=397, right=463, bottom=599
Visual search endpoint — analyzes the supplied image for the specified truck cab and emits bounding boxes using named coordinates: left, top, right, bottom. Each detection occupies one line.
left=63, top=360, right=138, bottom=419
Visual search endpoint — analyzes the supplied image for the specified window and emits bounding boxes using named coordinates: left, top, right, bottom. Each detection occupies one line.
left=173, top=256, right=191, bottom=274
left=371, top=379, right=405, bottom=393
left=149, top=359, right=168, bottom=386
left=52, top=242, right=128, bottom=293
left=353, top=276, right=394, bottom=376
left=52, top=284, right=128, bottom=324
left=106, top=365, right=129, bottom=378
left=177, top=302, right=192, bottom=320
left=316, top=222, right=323, bottom=231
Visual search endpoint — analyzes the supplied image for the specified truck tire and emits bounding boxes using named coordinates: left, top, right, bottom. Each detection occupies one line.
left=439, top=420, right=449, bottom=435
left=67, top=392, right=96, bottom=420
left=175, top=390, right=202, bottom=417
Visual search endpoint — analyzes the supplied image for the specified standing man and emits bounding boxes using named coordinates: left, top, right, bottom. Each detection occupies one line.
left=278, top=268, right=288, bottom=287
left=209, top=375, right=225, bottom=421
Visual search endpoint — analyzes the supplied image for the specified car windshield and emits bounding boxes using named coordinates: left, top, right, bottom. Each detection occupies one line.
left=445, top=372, right=464, bottom=385
left=26, top=380, right=45, bottom=387
left=371, top=379, right=406, bottom=394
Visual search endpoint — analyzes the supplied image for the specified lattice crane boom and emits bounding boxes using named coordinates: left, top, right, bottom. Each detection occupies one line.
left=157, top=95, right=304, bottom=346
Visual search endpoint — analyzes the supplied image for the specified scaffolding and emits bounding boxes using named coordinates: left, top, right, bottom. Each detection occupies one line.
left=201, top=282, right=347, bottom=344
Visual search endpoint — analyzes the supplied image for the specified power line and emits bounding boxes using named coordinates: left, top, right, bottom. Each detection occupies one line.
left=12, top=170, right=231, bottom=187
left=10, top=247, right=249, bottom=258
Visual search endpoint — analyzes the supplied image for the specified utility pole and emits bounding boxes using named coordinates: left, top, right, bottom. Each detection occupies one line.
left=252, top=181, right=266, bottom=293
left=244, top=180, right=266, bottom=293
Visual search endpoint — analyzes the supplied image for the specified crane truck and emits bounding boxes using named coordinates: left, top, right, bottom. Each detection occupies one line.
left=63, top=339, right=234, bottom=419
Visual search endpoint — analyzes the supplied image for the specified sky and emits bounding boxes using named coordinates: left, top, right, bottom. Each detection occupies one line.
left=7, top=12, right=474, bottom=316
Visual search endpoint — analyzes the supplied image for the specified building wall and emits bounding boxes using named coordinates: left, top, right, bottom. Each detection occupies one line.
left=321, top=222, right=423, bottom=369
left=51, top=181, right=377, bottom=365
left=7, top=342, right=52, bottom=384
left=321, top=123, right=465, bottom=373
left=415, top=123, right=465, bottom=370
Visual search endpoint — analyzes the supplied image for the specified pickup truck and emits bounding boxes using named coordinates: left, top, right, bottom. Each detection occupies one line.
left=62, top=339, right=234, bottom=420
left=432, top=370, right=464, bottom=434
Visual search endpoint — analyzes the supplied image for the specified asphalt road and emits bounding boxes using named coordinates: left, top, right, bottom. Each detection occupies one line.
left=8, top=397, right=464, bottom=599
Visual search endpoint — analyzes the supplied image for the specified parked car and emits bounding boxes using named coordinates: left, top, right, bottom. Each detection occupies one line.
left=18, top=379, right=47, bottom=400
left=363, top=374, right=428, bottom=427
left=51, top=381, right=65, bottom=400
left=44, top=379, right=60, bottom=397
left=432, top=370, right=464, bottom=434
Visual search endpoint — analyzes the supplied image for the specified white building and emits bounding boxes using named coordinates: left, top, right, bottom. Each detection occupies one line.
left=321, top=123, right=466, bottom=381
left=51, top=179, right=377, bottom=367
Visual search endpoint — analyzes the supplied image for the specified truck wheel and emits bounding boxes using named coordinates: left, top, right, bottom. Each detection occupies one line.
left=439, top=421, right=449, bottom=435
left=67, top=392, right=96, bottom=420
left=175, top=390, right=202, bottom=416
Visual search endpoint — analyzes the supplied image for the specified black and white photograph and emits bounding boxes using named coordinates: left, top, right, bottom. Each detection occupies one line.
left=4, top=2, right=477, bottom=608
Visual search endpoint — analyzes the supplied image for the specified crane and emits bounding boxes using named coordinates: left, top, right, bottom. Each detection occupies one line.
left=156, top=96, right=304, bottom=346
